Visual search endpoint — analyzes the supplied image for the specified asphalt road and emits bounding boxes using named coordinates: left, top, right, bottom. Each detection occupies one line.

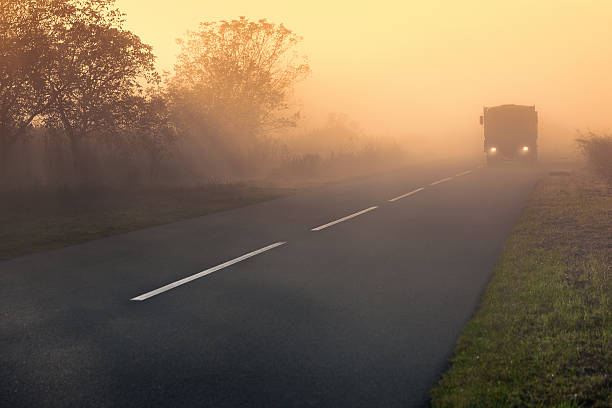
left=1, top=159, right=544, bottom=407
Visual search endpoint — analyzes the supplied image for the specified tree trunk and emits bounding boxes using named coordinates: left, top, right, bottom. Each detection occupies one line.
left=0, top=129, right=17, bottom=187
left=69, top=135, right=88, bottom=185
left=0, top=113, right=39, bottom=185
left=0, top=139, right=9, bottom=187
left=149, top=148, right=160, bottom=183
left=59, top=109, right=89, bottom=186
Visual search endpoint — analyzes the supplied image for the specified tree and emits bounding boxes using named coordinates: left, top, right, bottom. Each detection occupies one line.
left=0, top=0, right=62, bottom=180
left=0, top=0, right=158, bottom=183
left=114, top=89, right=177, bottom=181
left=170, top=17, right=310, bottom=138
left=44, top=0, right=158, bottom=180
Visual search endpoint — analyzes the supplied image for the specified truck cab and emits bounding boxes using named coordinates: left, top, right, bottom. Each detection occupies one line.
left=480, top=104, right=538, bottom=165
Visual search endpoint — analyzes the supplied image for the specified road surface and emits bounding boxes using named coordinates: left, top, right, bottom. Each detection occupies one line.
left=1, top=159, right=543, bottom=407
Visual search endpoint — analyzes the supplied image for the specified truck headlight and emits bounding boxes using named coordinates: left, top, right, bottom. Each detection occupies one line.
left=522, top=146, right=529, bottom=152
left=490, top=147, right=497, bottom=153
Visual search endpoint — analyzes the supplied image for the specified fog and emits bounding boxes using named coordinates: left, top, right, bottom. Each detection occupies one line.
left=3, top=1, right=611, bottom=190
left=118, top=0, right=612, bottom=152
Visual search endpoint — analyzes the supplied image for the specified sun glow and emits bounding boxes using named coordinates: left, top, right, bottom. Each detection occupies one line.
left=116, top=0, right=612, bottom=151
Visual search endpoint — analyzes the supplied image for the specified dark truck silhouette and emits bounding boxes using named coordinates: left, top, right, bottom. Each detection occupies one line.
left=480, top=104, right=538, bottom=165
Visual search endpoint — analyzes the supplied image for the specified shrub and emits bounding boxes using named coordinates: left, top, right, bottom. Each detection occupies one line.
left=577, top=132, right=612, bottom=180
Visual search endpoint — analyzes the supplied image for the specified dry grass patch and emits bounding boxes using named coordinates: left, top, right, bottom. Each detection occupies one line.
left=0, top=184, right=295, bottom=260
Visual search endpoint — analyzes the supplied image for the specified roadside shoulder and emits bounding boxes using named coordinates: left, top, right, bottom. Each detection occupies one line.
left=430, top=169, right=612, bottom=407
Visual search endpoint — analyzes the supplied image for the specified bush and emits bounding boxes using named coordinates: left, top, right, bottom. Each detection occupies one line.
left=577, top=133, right=612, bottom=180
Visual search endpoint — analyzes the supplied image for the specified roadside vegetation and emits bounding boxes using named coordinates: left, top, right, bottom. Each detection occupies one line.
left=0, top=0, right=407, bottom=259
left=0, top=0, right=405, bottom=191
left=430, top=166, right=611, bottom=407
left=577, top=133, right=612, bottom=181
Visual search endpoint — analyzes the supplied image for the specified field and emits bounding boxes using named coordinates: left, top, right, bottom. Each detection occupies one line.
left=0, top=184, right=295, bottom=260
left=431, top=169, right=612, bottom=407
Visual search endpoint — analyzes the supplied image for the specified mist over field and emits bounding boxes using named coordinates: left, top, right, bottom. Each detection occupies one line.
left=2, top=0, right=611, bottom=189
left=2, top=3, right=611, bottom=406
left=117, top=0, right=612, bottom=152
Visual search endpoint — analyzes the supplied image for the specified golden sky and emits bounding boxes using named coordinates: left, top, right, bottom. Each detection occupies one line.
left=116, top=0, right=612, bottom=142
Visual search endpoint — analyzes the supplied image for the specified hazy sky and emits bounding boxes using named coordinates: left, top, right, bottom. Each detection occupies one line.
left=116, top=0, right=612, bottom=141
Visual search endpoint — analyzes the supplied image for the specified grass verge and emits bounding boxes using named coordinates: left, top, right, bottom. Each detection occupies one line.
left=431, top=169, right=611, bottom=407
left=0, top=184, right=295, bottom=260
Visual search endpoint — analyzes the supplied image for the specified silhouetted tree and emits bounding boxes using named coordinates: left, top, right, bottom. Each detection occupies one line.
left=43, top=0, right=157, bottom=180
left=0, top=0, right=62, bottom=180
left=115, top=90, right=177, bottom=181
left=1, top=0, right=158, bottom=184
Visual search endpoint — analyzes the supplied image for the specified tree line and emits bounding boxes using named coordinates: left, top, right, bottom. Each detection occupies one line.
left=0, top=0, right=309, bottom=187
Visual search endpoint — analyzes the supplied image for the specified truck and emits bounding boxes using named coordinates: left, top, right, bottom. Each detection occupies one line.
left=480, top=104, right=538, bottom=165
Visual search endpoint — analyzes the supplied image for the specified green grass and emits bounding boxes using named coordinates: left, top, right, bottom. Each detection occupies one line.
left=0, top=184, right=296, bottom=260
left=431, top=170, right=612, bottom=407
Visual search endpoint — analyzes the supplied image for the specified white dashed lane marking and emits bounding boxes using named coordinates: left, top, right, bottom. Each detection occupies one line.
left=311, top=206, right=378, bottom=231
left=131, top=242, right=287, bottom=301
left=389, top=187, right=425, bottom=202
left=133, top=165, right=482, bottom=302
left=429, top=177, right=453, bottom=186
